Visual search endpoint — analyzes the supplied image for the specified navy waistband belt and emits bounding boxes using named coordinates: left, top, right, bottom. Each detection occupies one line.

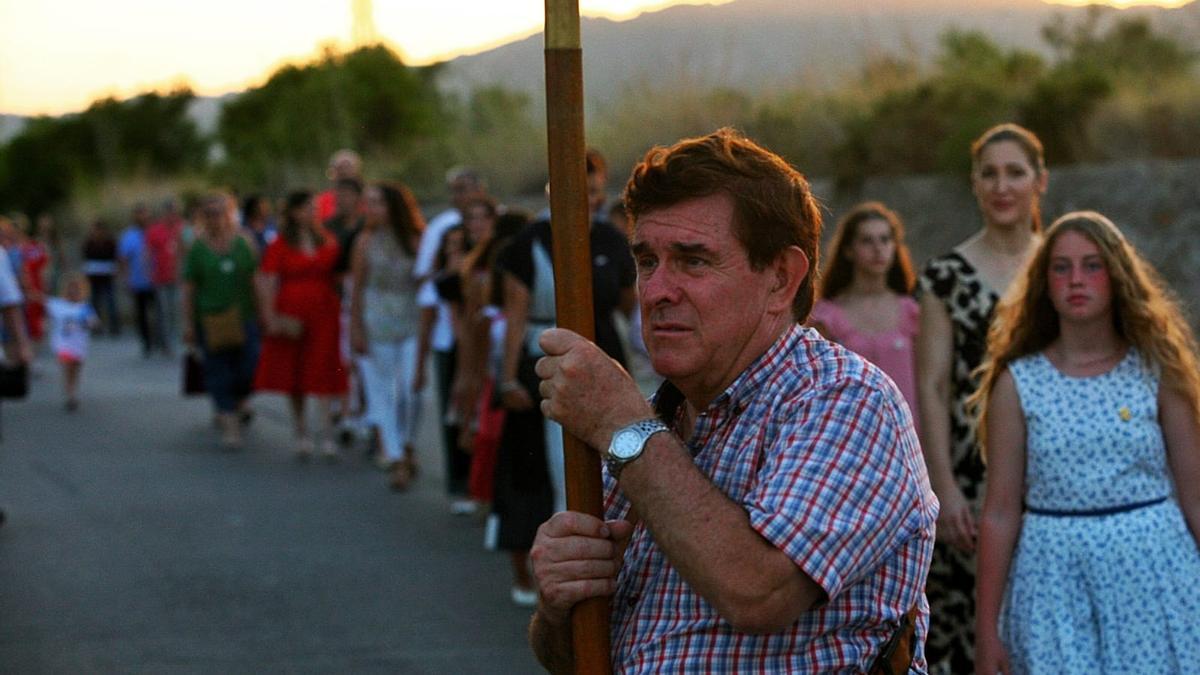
left=1025, top=496, right=1168, bottom=517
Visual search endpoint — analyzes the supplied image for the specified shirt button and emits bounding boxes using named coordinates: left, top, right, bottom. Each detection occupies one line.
left=627, top=594, right=639, bottom=607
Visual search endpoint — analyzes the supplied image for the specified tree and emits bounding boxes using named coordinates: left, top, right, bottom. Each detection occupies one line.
left=0, top=88, right=203, bottom=216
left=215, top=45, right=447, bottom=192
left=833, top=30, right=1046, bottom=184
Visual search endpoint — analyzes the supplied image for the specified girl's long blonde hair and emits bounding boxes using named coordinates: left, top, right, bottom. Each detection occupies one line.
left=972, top=211, right=1200, bottom=460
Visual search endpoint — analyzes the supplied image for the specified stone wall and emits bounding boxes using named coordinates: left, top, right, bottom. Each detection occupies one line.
left=812, top=157, right=1200, bottom=324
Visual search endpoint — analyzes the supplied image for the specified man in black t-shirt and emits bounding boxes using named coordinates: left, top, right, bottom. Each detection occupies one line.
left=325, top=177, right=364, bottom=276
left=495, top=218, right=635, bottom=366
left=487, top=149, right=635, bottom=606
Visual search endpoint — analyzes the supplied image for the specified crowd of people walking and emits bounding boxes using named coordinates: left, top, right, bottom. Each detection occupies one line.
left=2, top=124, right=1199, bottom=673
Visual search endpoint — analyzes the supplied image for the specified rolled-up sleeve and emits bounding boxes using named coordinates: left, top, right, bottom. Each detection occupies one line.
left=744, top=381, right=923, bottom=601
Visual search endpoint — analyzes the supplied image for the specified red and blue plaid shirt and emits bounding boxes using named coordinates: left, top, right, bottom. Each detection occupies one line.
left=604, top=325, right=938, bottom=673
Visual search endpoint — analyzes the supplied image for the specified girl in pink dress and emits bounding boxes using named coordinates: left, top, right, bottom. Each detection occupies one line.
left=810, top=201, right=921, bottom=434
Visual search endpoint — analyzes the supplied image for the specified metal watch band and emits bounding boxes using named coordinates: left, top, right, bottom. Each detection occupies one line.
left=605, top=418, right=669, bottom=480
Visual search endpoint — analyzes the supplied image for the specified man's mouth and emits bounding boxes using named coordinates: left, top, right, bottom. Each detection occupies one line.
left=651, top=322, right=691, bottom=334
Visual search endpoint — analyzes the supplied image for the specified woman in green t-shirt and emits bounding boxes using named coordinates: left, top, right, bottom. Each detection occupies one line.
left=182, top=192, right=259, bottom=448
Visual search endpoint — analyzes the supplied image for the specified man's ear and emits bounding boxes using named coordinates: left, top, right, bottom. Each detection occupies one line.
left=768, top=246, right=809, bottom=313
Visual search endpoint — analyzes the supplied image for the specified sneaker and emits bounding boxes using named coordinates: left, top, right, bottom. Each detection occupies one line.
left=510, top=586, right=538, bottom=607
left=295, top=437, right=314, bottom=462
left=320, top=440, right=340, bottom=463
left=449, top=499, right=478, bottom=516
left=218, top=414, right=243, bottom=450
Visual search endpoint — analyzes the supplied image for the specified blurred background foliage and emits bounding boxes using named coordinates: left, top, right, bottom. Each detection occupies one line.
left=1, top=12, right=1197, bottom=225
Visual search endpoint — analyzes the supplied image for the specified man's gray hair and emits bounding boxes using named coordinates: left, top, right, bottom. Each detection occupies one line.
left=446, top=166, right=484, bottom=189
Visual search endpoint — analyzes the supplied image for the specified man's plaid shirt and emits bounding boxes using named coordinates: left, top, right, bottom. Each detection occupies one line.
left=604, top=324, right=938, bottom=673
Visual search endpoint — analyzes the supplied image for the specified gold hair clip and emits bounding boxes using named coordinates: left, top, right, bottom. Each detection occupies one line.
left=1119, top=406, right=1132, bottom=422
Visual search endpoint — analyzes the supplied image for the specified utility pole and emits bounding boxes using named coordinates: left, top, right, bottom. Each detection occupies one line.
left=351, top=0, right=379, bottom=47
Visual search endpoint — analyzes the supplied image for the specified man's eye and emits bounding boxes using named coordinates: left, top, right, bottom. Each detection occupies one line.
left=636, top=256, right=657, bottom=271
left=685, top=257, right=708, bottom=268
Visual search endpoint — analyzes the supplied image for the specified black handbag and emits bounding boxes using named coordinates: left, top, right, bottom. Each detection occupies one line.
left=0, top=363, right=28, bottom=399
left=182, top=351, right=206, bottom=396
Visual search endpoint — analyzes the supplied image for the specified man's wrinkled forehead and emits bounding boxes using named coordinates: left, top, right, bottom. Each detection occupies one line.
left=631, top=239, right=722, bottom=260
left=630, top=193, right=746, bottom=255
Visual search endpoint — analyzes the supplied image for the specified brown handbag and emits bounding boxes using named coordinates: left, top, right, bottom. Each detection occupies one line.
left=201, top=306, right=246, bottom=352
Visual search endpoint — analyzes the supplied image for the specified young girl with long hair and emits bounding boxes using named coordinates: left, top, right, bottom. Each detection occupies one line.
left=453, top=204, right=531, bottom=511
left=349, top=182, right=425, bottom=490
left=811, top=201, right=920, bottom=431
left=973, top=211, right=1200, bottom=674
left=916, top=123, right=1048, bottom=672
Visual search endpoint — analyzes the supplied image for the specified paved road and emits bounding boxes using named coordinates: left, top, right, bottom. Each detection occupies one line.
left=0, top=336, right=543, bottom=673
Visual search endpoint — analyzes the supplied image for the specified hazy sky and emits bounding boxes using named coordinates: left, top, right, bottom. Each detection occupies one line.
left=0, top=0, right=1186, bottom=116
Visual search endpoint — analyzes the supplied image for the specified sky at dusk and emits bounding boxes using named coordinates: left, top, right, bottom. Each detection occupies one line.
left=0, top=0, right=1188, bottom=116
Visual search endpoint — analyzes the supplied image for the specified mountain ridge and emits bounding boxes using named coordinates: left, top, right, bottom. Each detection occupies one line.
left=438, top=0, right=1199, bottom=110
left=2, top=0, right=1197, bottom=141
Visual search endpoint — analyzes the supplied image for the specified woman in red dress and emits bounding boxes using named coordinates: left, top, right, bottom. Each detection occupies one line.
left=254, top=191, right=348, bottom=459
left=20, top=216, right=53, bottom=344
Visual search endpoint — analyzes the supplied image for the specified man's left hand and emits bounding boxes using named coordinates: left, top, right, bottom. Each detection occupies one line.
left=536, top=328, right=654, bottom=451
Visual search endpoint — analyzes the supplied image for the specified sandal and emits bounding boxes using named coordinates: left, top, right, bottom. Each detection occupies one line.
left=389, top=460, right=413, bottom=491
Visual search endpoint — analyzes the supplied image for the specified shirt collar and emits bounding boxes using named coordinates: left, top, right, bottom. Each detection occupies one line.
left=654, top=323, right=806, bottom=420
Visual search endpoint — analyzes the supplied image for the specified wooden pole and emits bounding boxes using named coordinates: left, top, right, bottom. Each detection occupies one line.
left=544, top=2, right=611, bottom=673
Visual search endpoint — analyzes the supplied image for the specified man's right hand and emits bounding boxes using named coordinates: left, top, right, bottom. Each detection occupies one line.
left=530, top=511, right=634, bottom=625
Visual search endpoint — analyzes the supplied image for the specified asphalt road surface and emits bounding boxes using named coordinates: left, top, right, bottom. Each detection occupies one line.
left=0, top=336, right=543, bottom=673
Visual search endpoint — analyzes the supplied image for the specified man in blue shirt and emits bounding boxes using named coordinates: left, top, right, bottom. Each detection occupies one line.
left=117, top=204, right=161, bottom=357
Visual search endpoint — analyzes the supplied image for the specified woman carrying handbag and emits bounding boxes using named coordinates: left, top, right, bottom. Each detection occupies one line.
left=182, top=192, right=260, bottom=449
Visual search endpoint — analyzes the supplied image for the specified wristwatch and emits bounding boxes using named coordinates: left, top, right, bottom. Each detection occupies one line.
left=605, top=418, right=670, bottom=480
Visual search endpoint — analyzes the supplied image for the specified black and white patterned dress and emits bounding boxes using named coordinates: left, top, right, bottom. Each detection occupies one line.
left=917, top=251, right=998, bottom=673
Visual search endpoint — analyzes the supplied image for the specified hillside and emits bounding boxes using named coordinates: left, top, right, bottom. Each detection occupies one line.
left=0, top=115, right=26, bottom=144
left=4, top=1, right=1198, bottom=134
left=438, top=0, right=1200, bottom=111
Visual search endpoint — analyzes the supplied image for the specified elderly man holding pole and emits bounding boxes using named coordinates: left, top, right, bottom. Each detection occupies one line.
left=528, top=129, right=938, bottom=673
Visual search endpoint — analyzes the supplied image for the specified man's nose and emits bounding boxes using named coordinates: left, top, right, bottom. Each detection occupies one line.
left=639, top=266, right=679, bottom=305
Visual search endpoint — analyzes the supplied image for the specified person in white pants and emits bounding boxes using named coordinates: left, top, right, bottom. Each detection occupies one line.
left=349, top=181, right=427, bottom=490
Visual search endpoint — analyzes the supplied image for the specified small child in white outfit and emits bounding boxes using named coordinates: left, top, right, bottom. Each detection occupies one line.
left=46, top=272, right=98, bottom=411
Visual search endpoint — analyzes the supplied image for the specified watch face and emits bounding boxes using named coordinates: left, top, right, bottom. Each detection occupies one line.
left=611, top=429, right=643, bottom=460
